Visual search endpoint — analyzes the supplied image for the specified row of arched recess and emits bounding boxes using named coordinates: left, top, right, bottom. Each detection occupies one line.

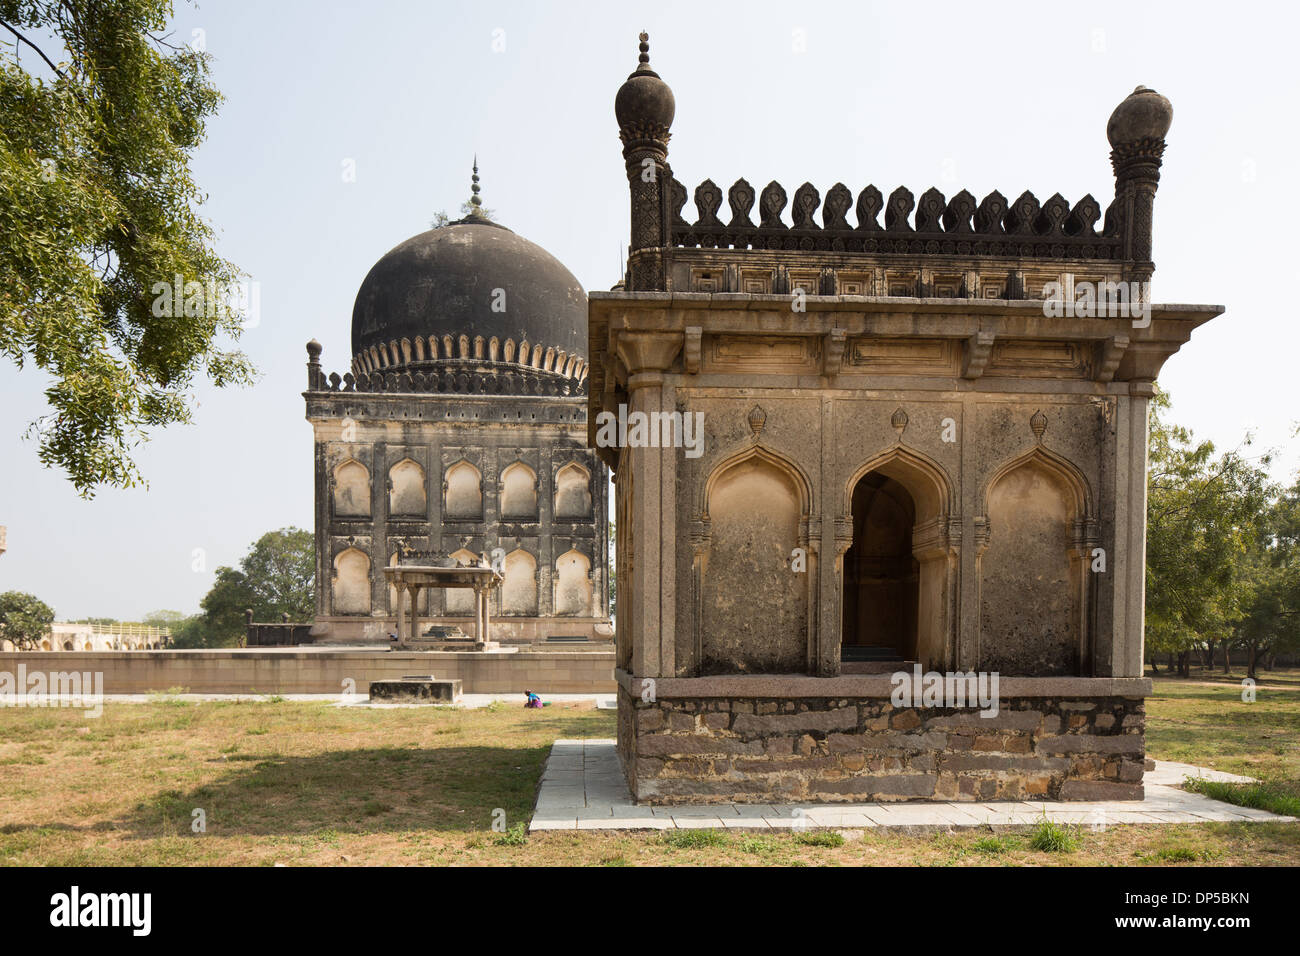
left=694, top=441, right=1094, bottom=677
left=332, top=459, right=592, bottom=521
left=332, top=547, right=595, bottom=618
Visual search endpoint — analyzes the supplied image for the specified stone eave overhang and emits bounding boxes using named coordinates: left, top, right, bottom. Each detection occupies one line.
left=590, top=289, right=1222, bottom=321
left=586, top=294, right=1222, bottom=465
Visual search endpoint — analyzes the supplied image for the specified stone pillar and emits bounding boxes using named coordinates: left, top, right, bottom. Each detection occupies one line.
left=1114, top=383, right=1154, bottom=677
left=408, top=584, right=420, bottom=643
left=395, top=577, right=406, bottom=643
left=616, top=332, right=683, bottom=677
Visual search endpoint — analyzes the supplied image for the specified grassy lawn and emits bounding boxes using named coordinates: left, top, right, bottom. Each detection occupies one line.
left=0, top=685, right=1296, bottom=866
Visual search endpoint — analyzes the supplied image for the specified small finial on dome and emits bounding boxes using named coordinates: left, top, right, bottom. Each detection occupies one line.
left=470, top=156, right=482, bottom=209
left=638, top=31, right=650, bottom=68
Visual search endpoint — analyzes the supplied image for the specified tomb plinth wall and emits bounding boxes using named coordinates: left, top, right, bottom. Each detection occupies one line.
left=617, top=675, right=1148, bottom=804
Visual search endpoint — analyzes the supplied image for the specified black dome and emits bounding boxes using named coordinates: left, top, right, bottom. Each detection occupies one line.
left=350, top=219, right=587, bottom=368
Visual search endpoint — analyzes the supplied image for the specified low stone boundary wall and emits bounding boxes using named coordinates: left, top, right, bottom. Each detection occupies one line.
left=0, top=650, right=615, bottom=695
left=616, top=672, right=1148, bottom=804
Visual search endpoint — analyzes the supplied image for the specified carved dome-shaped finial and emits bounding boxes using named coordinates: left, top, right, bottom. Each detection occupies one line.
left=615, top=31, right=675, bottom=148
left=306, top=339, right=322, bottom=359
left=470, top=155, right=481, bottom=209
left=747, top=405, right=767, bottom=437
left=1107, top=85, right=1173, bottom=148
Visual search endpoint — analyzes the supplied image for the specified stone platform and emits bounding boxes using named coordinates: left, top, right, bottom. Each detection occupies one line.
left=529, top=739, right=1297, bottom=832
left=0, top=648, right=614, bottom=695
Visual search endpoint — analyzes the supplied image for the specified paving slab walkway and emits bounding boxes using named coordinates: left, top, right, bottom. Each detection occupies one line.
left=529, top=738, right=1297, bottom=832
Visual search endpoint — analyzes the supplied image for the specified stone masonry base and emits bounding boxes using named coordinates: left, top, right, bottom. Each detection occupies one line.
left=616, top=677, right=1147, bottom=804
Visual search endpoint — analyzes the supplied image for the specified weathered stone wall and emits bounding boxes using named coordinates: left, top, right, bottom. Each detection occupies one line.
left=305, top=390, right=610, bottom=644
left=619, top=684, right=1145, bottom=804
left=0, top=649, right=615, bottom=695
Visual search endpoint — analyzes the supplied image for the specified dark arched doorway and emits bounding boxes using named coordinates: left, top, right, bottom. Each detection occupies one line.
left=842, top=471, right=918, bottom=665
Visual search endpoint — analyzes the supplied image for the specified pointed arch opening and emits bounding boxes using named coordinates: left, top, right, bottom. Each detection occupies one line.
left=841, top=447, right=954, bottom=670
left=333, top=547, right=371, bottom=615
left=699, top=446, right=811, bottom=674
left=555, top=549, right=593, bottom=616
left=444, top=460, right=482, bottom=519
left=332, top=459, right=371, bottom=517
left=554, top=462, right=592, bottom=518
left=500, top=461, right=538, bottom=519
left=502, top=548, right=538, bottom=616
left=388, top=458, right=426, bottom=516
left=979, top=448, right=1092, bottom=676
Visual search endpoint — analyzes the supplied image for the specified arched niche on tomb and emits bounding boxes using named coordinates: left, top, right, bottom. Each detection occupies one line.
left=554, top=462, right=592, bottom=519
left=500, top=461, right=538, bottom=519
left=445, top=548, right=479, bottom=615
left=841, top=447, right=956, bottom=671
left=388, top=459, right=427, bottom=516
left=501, top=548, right=538, bottom=616
left=555, top=549, right=593, bottom=616
left=332, top=547, right=371, bottom=614
left=332, top=459, right=371, bottom=517
left=443, top=460, right=482, bottom=520
left=978, top=447, right=1093, bottom=676
left=697, top=446, right=813, bottom=675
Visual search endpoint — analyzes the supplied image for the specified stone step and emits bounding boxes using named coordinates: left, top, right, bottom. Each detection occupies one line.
left=840, top=659, right=915, bottom=675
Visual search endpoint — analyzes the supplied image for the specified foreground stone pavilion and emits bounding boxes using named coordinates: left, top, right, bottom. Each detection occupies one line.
left=593, top=36, right=1221, bottom=803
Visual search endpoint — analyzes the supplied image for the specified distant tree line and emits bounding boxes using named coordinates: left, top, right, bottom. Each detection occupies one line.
left=1145, top=389, right=1300, bottom=678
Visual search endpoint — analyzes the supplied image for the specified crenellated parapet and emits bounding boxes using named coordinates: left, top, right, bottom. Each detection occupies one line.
left=614, top=36, right=1172, bottom=294
left=668, top=178, right=1115, bottom=258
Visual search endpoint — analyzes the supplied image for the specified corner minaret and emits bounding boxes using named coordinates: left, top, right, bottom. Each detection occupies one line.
left=1107, top=85, right=1173, bottom=277
left=615, top=32, right=675, bottom=290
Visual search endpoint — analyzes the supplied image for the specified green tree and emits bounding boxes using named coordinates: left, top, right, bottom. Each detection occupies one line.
left=1144, top=389, right=1273, bottom=676
left=167, top=612, right=206, bottom=648
left=197, top=527, right=314, bottom=646
left=142, top=608, right=184, bottom=630
left=0, top=0, right=253, bottom=496
left=1231, top=479, right=1300, bottom=678
left=0, top=590, right=54, bottom=649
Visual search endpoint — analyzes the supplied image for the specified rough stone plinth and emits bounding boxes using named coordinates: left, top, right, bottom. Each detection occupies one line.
left=617, top=676, right=1148, bottom=804
left=369, top=676, right=462, bottom=703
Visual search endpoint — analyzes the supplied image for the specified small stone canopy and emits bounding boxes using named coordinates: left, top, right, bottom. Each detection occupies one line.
left=384, top=563, right=503, bottom=650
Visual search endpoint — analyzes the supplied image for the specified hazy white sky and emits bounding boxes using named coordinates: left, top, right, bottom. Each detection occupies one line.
left=2, top=0, right=1296, bottom=620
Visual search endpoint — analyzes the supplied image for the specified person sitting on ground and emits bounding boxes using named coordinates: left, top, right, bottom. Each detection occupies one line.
left=525, top=690, right=543, bottom=709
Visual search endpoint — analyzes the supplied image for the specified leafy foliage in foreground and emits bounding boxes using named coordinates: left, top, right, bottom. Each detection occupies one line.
left=0, top=0, right=252, bottom=496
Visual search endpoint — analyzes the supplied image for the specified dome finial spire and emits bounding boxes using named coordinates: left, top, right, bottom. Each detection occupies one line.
left=638, top=31, right=650, bottom=68
left=470, top=155, right=482, bottom=209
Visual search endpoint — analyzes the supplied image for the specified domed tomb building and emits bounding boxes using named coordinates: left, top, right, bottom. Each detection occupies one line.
left=303, top=176, right=609, bottom=644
